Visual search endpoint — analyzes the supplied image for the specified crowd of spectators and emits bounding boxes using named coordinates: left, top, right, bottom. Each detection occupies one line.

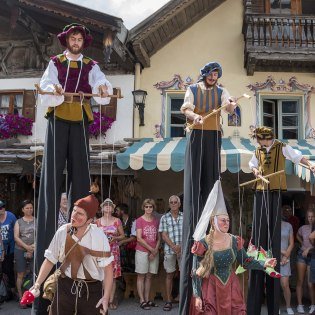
left=2, top=194, right=315, bottom=314
left=275, top=204, right=315, bottom=315
left=0, top=199, right=36, bottom=308
left=95, top=195, right=183, bottom=311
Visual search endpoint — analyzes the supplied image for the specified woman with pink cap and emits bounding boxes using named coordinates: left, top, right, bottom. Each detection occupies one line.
left=96, top=198, right=125, bottom=310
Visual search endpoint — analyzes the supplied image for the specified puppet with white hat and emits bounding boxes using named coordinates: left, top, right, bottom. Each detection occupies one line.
left=189, top=180, right=279, bottom=315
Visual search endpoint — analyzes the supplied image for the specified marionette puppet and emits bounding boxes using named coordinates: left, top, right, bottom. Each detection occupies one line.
left=34, top=23, right=113, bottom=314
left=190, top=180, right=278, bottom=315
left=245, top=127, right=315, bottom=315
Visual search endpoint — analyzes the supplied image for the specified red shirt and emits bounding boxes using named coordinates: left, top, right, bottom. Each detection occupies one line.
left=135, top=216, right=159, bottom=253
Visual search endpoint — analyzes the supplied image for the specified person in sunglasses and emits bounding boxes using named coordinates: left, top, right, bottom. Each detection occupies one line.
left=135, top=199, right=161, bottom=310
left=159, top=195, right=183, bottom=311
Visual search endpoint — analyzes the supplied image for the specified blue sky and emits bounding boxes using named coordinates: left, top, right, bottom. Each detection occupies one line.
left=65, top=0, right=170, bottom=29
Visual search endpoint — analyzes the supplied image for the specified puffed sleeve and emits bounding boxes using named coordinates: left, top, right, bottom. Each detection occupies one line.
left=191, top=240, right=207, bottom=298
left=234, top=236, right=264, bottom=271
left=282, top=145, right=303, bottom=164
left=39, top=60, right=65, bottom=107
left=89, top=64, right=113, bottom=105
left=249, top=153, right=259, bottom=170
left=44, top=225, right=67, bottom=264
left=191, top=241, right=207, bottom=256
left=181, top=87, right=195, bottom=112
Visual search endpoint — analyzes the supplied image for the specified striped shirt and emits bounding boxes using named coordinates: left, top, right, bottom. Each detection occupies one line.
left=159, top=212, right=183, bottom=255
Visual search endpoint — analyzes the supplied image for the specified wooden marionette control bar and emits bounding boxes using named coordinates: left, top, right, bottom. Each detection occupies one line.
left=35, top=84, right=123, bottom=99
left=239, top=170, right=285, bottom=187
left=185, top=93, right=251, bottom=132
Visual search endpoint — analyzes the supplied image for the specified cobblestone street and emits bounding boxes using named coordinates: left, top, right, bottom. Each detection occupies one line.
left=1, top=297, right=305, bottom=315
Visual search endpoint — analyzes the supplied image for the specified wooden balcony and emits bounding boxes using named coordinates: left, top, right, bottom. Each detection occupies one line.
left=243, top=15, right=315, bottom=75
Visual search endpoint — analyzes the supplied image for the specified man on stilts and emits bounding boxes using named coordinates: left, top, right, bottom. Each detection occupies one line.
left=179, top=62, right=236, bottom=315
left=34, top=23, right=112, bottom=314
left=247, top=126, right=315, bottom=315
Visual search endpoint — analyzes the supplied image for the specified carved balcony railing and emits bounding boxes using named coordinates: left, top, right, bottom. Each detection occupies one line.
left=243, top=15, right=315, bottom=75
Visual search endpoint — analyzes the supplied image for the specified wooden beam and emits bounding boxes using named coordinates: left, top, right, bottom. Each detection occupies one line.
left=136, top=0, right=227, bottom=58
left=132, top=43, right=150, bottom=68
left=157, top=27, right=167, bottom=42
left=18, top=0, right=121, bottom=31
left=143, top=36, right=154, bottom=54
left=179, top=7, right=188, bottom=26
left=112, top=37, right=126, bottom=62
left=89, top=164, right=135, bottom=176
left=0, top=163, right=23, bottom=174
left=16, top=8, right=50, bottom=63
left=130, top=0, right=196, bottom=41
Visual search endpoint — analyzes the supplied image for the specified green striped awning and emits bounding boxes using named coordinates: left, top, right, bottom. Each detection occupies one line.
left=116, top=137, right=315, bottom=183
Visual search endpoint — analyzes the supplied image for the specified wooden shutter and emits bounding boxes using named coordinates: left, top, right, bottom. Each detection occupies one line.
left=291, top=0, right=302, bottom=14
left=265, top=0, right=271, bottom=13
left=265, top=0, right=302, bottom=14
left=251, top=0, right=266, bottom=13
left=101, top=87, right=117, bottom=120
left=22, top=90, right=36, bottom=121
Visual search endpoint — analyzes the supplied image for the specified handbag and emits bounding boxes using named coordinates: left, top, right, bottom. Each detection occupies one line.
left=42, top=228, right=88, bottom=301
left=42, top=269, right=62, bottom=301
left=125, top=239, right=137, bottom=251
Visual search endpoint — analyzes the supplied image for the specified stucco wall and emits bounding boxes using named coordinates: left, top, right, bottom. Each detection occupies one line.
left=137, top=0, right=315, bottom=139
left=0, top=74, right=134, bottom=144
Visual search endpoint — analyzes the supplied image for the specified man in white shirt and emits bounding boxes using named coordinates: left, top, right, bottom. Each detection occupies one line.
left=247, top=126, right=315, bottom=315
left=159, top=195, right=183, bottom=311
left=35, top=24, right=113, bottom=313
left=58, top=192, right=69, bottom=228
left=32, top=194, right=113, bottom=315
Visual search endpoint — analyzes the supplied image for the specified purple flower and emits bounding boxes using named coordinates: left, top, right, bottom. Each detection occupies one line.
left=88, top=112, right=115, bottom=139
left=0, top=114, right=33, bottom=139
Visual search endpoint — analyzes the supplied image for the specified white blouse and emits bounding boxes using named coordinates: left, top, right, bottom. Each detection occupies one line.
left=181, top=82, right=231, bottom=113
left=249, top=141, right=303, bottom=170
left=39, top=53, right=113, bottom=107
left=44, top=224, right=113, bottom=281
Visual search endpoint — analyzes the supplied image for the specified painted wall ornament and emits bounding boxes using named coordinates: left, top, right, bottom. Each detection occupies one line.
left=153, top=74, right=195, bottom=137
left=153, top=74, right=193, bottom=92
left=228, top=106, right=241, bottom=127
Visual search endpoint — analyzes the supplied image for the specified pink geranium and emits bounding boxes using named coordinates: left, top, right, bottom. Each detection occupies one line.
left=88, top=111, right=115, bottom=139
left=0, top=114, right=33, bottom=139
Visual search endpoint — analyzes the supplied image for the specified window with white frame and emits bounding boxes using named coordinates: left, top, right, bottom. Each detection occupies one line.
left=261, top=96, right=302, bottom=139
left=0, top=90, right=36, bottom=121
left=165, top=93, right=186, bottom=137
left=0, top=91, right=23, bottom=115
left=270, top=0, right=291, bottom=14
